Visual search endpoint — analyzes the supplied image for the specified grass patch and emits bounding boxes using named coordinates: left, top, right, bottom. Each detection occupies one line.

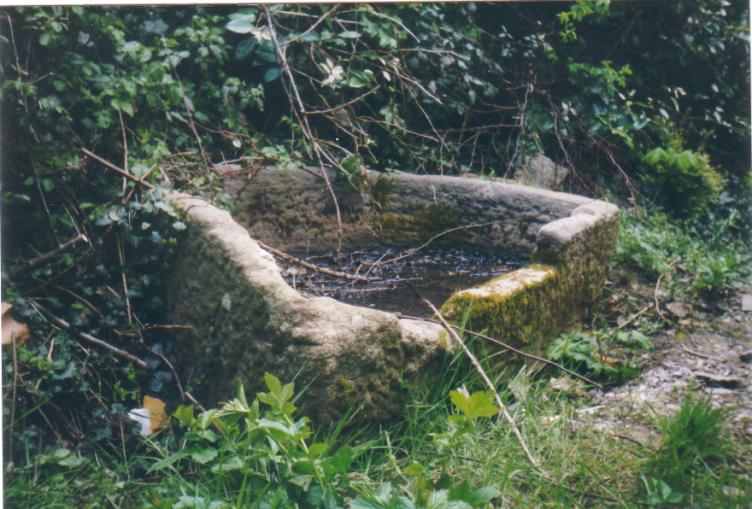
left=6, top=372, right=751, bottom=508
left=643, top=392, right=748, bottom=507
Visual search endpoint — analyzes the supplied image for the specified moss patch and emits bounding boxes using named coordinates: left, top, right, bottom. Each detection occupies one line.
left=377, top=204, right=464, bottom=245
left=440, top=264, right=566, bottom=354
left=370, top=175, right=395, bottom=210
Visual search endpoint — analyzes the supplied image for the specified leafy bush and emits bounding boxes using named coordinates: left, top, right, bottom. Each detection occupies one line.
left=144, top=376, right=502, bottom=508
left=643, top=147, right=725, bottom=214
left=147, top=373, right=355, bottom=508
left=615, top=209, right=748, bottom=298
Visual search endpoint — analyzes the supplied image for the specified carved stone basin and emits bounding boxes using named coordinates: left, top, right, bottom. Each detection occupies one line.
left=166, top=167, right=618, bottom=423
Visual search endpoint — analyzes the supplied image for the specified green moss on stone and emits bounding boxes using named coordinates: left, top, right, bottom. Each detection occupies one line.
left=335, top=375, right=357, bottom=398
left=377, top=204, right=463, bottom=245
left=370, top=175, right=394, bottom=210
left=440, top=264, right=564, bottom=353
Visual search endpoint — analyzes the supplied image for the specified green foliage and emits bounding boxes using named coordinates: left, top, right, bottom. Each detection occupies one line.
left=547, top=329, right=652, bottom=382
left=615, top=209, right=748, bottom=298
left=351, top=388, right=502, bottom=508
left=147, top=373, right=355, bottom=508
left=643, top=147, right=725, bottom=214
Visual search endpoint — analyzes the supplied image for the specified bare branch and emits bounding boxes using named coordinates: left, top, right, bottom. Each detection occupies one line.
left=258, top=240, right=374, bottom=282
left=407, top=285, right=540, bottom=468
left=31, top=301, right=149, bottom=370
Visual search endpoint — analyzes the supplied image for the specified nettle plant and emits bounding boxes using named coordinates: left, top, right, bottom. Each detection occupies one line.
left=145, top=376, right=502, bottom=508
left=148, top=374, right=355, bottom=508
left=546, top=329, right=653, bottom=383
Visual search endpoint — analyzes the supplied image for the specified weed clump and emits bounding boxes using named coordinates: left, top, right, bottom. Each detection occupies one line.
left=643, top=392, right=743, bottom=506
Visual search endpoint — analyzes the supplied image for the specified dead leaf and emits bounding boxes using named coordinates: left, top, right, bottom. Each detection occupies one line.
left=666, top=301, right=689, bottom=318
left=550, top=376, right=586, bottom=397
left=143, top=395, right=168, bottom=432
left=2, top=302, right=29, bottom=347
left=127, top=396, right=168, bottom=437
left=595, top=352, right=621, bottom=366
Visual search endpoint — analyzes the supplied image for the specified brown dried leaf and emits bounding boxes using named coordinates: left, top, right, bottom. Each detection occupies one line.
left=2, top=302, right=29, bottom=347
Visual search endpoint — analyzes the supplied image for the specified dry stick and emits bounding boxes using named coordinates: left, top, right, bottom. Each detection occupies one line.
left=117, top=235, right=133, bottom=324
left=52, top=284, right=102, bottom=317
left=306, top=85, right=381, bottom=116
left=396, top=313, right=602, bottom=389
left=407, top=285, right=540, bottom=468
left=653, top=265, right=675, bottom=322
left=366, top=222, right=495, bottom=268
left=12, top=233, right=90, bottom=278
left=258, top=240, right=374, bottom=282
left=265, top=7, right=345, bottom=255
left=281, top=5, right=340, bottom=46
left=172, top=67, right=211, bottom=170
left=678, top=344, right=721, bottom=361
left=31, top=301, right=149, bottom=370
left=118, top=109, right=129, bottom=199
left=81, top=148, right=155, bottom=190
left=615, top=302, right=654, bottom=330
left=9, top=331, right=19, bottom=465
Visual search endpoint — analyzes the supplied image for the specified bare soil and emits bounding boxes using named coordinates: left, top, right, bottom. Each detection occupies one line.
left=585, top=288, right=752, bottom=450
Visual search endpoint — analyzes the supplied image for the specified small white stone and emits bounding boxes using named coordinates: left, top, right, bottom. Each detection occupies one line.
left=741, top=294, right=752, bottom=312
left=221, top=293, right=232, bottom=311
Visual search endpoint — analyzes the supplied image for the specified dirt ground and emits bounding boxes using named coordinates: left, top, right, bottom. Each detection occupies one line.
left=583, top=289, right=752, bottom=449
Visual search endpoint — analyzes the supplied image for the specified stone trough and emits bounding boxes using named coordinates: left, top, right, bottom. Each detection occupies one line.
left=166, top=167, right=619, bottom=423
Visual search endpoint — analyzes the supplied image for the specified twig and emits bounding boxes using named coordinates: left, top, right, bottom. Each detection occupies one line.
left=678, top=344, right=721, bottom=362
left=12, top=233, right=90, bottom=278
left=145, top=343, right=185, bottom=400
left=653, top=265, right=675, bottom=322
left=366, top=222, right=494, bottom=268
left=258, top=240, right=374, bottom=282
left=397, top=314, right=602, bottom=389
left=31, top=301, right=149, bottom=370
left=615, top=302, right=654, bottom=330
left=52, top=284, right=102, bottom=317
left=406, top=284, right=540, bottom=468
left=185, top=392, right=206, bottom=413
left=116, top=235, right=133, bottom=324
left=81, top=148, right=155, bottom=189
left=282, top=5, right=340, bottom=46
left=306, top=85, right=381, bottom=115
left=117, top=109, right=129, bottom=199
left=265, top=7, right=345, bottom=255
left=9, top=330, right=19, bottom=465
left=119, top=324, right=193, bottom=335
left=172, top=67, right=210, bottom=170
left=6, top=14, right=25, bottom=76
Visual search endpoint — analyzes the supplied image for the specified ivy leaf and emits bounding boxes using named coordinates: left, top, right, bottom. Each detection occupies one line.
left=263, top=66, right=281, bottom=82
left=339, top=31, right=361, bottom=39
left=226, top=14, right=257, bottom=34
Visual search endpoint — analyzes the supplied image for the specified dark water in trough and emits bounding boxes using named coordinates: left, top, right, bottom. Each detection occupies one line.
left=279, top=247, right=526, bottom=317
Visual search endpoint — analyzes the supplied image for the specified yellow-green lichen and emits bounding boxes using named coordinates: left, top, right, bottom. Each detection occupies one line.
left=440, top=264, right=565, bottom=353
left=438, top=330, right=450, bottom=349
left=335, top=375, right=357, bottom=398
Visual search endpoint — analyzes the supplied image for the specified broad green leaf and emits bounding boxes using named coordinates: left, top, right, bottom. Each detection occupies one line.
left=190, top=448, right=218, bottom=464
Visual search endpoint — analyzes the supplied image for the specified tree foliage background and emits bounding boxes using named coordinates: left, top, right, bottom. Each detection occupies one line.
left=1, top=1, right=750, bottom=461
